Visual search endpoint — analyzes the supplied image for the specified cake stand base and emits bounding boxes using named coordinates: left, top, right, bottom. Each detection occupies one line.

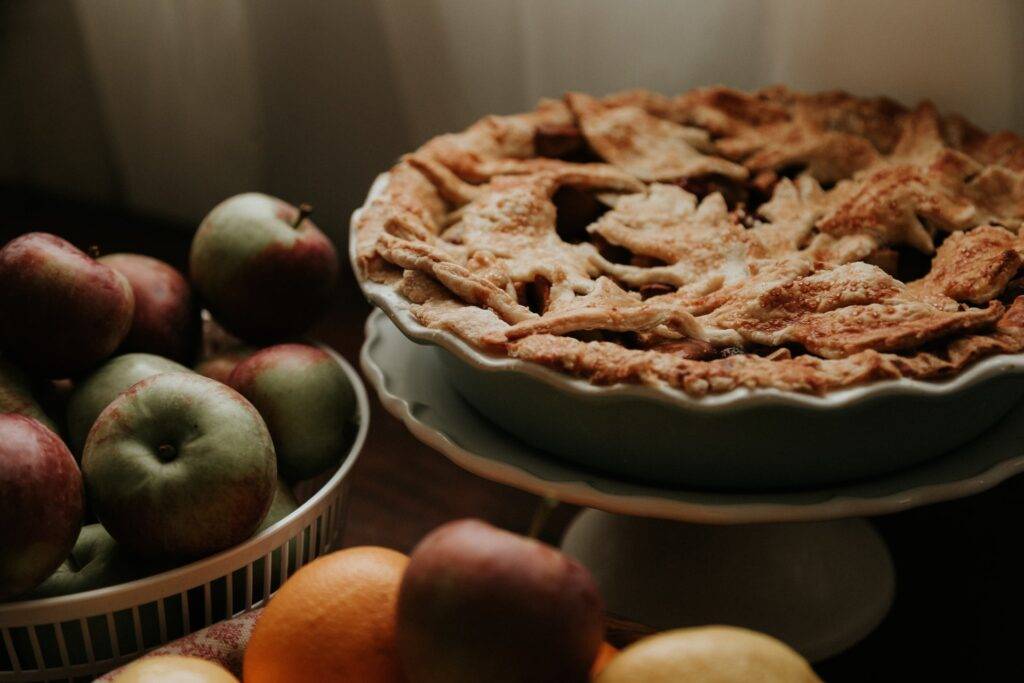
left=561, top=509, right=894, bottom=663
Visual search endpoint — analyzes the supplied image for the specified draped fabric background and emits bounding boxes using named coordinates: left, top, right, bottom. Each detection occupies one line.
left=3, top=0, right=1023, bottom=243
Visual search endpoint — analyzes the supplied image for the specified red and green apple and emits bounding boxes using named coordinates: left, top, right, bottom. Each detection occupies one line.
left=229, top=344, right=355, bottom=481
left=189, top=194, right=338, bottom=343
left=66, top=353, right=189, bottom=455
left=82, top=372, right=276, bottom=560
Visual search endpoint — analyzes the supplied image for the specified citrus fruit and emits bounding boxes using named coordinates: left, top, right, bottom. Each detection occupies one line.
left=595, top=626, right=821, bottom=683
left=110, top=654, right=238, bottom=682
left=243, top=546, right=409, bottom=683
left=591, top=641, right=618, bottom=677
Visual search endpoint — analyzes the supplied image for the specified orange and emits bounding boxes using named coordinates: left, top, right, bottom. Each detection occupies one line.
left=591, top=641, right=619, bottom=678
left=111, top=655, right=238, bottom=682
left=243, top=546, right=409, bottom=683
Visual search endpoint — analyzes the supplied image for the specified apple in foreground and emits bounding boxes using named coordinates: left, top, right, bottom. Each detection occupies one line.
left=229, top=344, right=355, bottom=481
left=0, top=233, right=134, bottom=378
left=66, top=353, right=189, bottom=455
left=83, top=372, right=276, bottom=560
left=0, top=414, right=84, bottom=600
left=0, top=357, right=59, bottom=434
left=189, top=193, right=338, bottom=343
left=397, top=519, right=604, bottom=683
left=99, top=253, right=201, bottom=364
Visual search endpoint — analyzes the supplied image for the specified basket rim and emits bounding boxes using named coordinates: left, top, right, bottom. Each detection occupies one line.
left=0, top=343, right=369, bottom=627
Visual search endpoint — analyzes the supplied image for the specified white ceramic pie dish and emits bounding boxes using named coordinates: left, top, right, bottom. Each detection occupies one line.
left=351, top=173, right=1024, bottom=490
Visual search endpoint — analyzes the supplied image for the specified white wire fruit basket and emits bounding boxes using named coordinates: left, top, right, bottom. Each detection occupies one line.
left=0, top=345, right=369, bottom=682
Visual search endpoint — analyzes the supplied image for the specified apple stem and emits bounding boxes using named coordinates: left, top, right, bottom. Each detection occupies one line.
left=156, top=443, right=177, bottom=462
left=293, top=203, right=313, bottom=229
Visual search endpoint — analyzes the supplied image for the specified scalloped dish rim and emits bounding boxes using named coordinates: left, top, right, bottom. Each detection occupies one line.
left=350, top=171, right=1024, bottom=413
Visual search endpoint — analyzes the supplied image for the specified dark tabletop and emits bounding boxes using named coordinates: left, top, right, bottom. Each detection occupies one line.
left=4, top=186, right=1021, bottom=681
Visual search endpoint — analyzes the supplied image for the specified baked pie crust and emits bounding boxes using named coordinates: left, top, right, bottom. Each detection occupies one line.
left=355, top=86, right=1024, bottom=396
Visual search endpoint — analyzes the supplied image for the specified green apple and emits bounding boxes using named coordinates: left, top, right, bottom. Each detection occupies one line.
left=21, top=524, right=172, bottom=666
left=230, top=478, right=300, bottom=608
left=25, top=524, right=164, bottom=598
left=67, top=353, right=190, bottom=455
left=257, top=478, right=300, bottom=533
left=0, top=357, right=58, bottom=434
left=189, top=194, right=338, bottom=343
left=228, top=344, right=356, bottom=481
left=83, top=373, right=276, bottom=560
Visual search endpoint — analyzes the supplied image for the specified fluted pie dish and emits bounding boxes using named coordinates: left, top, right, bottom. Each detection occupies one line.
left=351, top=86, right=1024, bottom=489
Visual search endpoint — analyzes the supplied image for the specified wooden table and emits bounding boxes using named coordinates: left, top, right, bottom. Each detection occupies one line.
left=4, top=187, right=1021, bottom=681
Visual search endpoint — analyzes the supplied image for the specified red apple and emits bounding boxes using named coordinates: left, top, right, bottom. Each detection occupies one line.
left=189, top=194, right=338, bottom=343
left=195, top=347, right=256, bottom=384
left=99, top=253, right=201, bottom=364
left=0, top=233, right=134, bottom=378
left=194, top=314, right=256, bottom=383
left=397, top=519, right=605, bottom=683
left=0, top=357, right=59, bottom=434
left=0, top=414, right=84, bottom=600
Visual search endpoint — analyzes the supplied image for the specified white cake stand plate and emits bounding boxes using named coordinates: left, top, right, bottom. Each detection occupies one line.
left=361, top=310, right=1024, bottom=662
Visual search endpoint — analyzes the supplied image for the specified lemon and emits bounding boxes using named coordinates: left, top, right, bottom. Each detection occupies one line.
left=596, top=625, right=821, bottom=683
left=110, top=654, right=238, bottom=682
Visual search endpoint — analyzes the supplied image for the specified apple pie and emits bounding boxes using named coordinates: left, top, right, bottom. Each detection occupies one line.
left=355, top=87, right=1024, bottom=396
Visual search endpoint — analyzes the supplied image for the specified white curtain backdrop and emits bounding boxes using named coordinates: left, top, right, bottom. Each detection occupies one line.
left=4, top=0, right=1023, bottom=242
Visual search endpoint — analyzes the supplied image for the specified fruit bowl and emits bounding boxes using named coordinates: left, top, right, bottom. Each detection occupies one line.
left=0, top=345, right=368, bottom=683
left=351, top=173, right=1024, bottom=490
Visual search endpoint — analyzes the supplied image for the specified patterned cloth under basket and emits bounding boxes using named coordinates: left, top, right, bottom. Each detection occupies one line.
left=97, top=609, right=263, bottom=681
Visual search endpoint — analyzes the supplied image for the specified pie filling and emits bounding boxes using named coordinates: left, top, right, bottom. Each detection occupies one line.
left=355, top=86, right=1024, bottom=396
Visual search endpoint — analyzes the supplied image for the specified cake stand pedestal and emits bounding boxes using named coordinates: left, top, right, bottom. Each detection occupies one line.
left=361, top=309, right=1024, bottom=662
left=561, top=512, right=891, bottom=662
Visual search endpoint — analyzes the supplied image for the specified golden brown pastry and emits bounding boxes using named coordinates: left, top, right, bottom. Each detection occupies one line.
left=355, top=86, right=1024, bottom=396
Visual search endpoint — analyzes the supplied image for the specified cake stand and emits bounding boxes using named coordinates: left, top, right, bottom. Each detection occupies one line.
left=361, top=309, right=1024, bottom=662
